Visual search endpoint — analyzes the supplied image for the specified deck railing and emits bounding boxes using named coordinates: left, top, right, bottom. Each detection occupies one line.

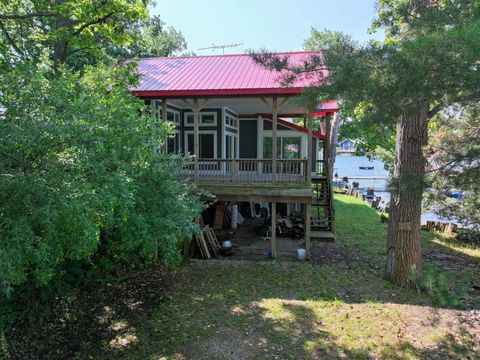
left=315, top=160, right=328, bottom=177
left=182, top=158, right=308, bottom=184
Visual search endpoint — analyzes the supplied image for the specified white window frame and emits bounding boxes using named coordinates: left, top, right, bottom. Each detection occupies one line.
left=184, top=111, right=217, bottom=126
left=184, top=130, right=217, bottom=158
left=225, top=114, right=238, bottom=129
left=160, top=108, right=180, bottom=125
left=262, top=130, right=306, bottom=159
left=224, top=132, right=238, bottom=159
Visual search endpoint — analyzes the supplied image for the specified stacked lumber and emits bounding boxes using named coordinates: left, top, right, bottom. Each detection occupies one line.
left=193, top=225, right=221, bottom=259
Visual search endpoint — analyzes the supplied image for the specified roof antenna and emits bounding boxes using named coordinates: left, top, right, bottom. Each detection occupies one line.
left=197, top=42, right=244, bottom=54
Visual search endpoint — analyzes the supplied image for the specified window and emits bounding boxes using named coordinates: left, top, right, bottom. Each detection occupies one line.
left=167, top=132, right=180, bottom=153
left=185, top=132, right=216, bottom=158
left=160, top=109, right=180, bottom=125
left=263, top=136, right=301, bottom=159
left=282, top=137, right=301, bottom=159
left=184, top=112, right=217, bottom=126
left=225, top=134, right=238, bottom=159
left=202, top=114, right=215, bottom=124
left=226, top=114, right=238, bottom=128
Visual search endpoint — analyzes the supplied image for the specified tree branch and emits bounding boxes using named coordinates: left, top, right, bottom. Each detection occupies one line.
left=72, top=12, right=114, bottom=35
left=0, top=12, right=58, bottom=20
left=428, top=102, right=444, bottom=118
left=0, top=20, right=23, bottom=56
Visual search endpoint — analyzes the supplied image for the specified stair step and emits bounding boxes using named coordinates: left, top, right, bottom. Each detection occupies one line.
left=310, top=230, right=335, bottom=242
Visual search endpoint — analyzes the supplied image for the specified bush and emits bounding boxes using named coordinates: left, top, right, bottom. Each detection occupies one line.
left=0, top=62, right=201, bottom=329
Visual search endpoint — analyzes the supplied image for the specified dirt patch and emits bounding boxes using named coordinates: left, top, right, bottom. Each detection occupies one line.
left=4, top=268, right=178, bottom=360
left=424, top=251, right=478, bottom=271
left=310, top=242, right=354, bottom=266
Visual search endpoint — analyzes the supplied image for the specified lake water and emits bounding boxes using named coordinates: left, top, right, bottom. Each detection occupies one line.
left=333, top=155, right=446, bottom=223
left=333, top=155, right=389, bottom=191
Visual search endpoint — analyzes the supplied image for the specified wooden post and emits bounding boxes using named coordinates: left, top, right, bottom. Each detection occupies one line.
left=193, top=98, right=199, bottom=181
left=306, top=110, right=312, bottom=183
left=304, top=202, right=311, bottom=260
left=272, top=96, right=278, bottom=184
left=325, top=113, right=332, bottom=163
left=271, top=201, right=277, bottom=259
left=162, top=98, right=168, bottom=153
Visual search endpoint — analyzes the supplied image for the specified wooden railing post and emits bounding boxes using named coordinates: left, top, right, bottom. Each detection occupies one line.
left=193, top=99, right=199, bottom=181
left=306, top=109, right=312, bottom=184
left=272, top=96, right=278, bottom=184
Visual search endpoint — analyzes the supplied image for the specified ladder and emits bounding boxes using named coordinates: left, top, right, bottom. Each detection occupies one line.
left=310, top=160, right=335, bottom=241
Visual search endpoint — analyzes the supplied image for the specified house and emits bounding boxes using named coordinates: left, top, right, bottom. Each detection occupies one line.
left=337, top=139, right=357, bottom=155
left=132, top=51, right=338, bottom=259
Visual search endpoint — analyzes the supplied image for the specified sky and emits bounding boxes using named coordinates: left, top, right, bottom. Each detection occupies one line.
left=151, top=0, right=384, bottom=56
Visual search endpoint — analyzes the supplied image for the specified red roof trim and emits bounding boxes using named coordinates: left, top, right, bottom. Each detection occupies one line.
left=260, top=114, right=327, bottom=141
left=132, top=88, right=304, bottom=98
left=135, top=51, right=319, bottom=61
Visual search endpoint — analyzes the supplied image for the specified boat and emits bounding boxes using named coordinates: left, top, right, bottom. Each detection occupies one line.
left=359, top=166, right=374, bottom=170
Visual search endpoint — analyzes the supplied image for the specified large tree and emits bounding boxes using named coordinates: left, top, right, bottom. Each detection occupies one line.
left=0, top=0, right=149, bottom=68
left=0, top=0, right=200, bottom=331
left=253, top=0, right=480, bottom=286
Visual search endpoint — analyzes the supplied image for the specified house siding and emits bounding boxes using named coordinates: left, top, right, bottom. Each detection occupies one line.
left=239, top=120, right=257, bottom=158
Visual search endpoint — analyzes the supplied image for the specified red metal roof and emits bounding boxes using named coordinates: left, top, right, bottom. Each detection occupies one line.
left=261, top=114, right=327, bottom=141
left=131, top=51, right=331, bottom=98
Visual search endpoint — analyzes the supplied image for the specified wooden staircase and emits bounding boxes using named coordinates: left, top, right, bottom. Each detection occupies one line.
left=310, top=161, right=335, bottom=241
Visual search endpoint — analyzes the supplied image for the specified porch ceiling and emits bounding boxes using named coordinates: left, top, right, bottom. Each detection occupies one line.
left=167, top=97, right=302, bottom=116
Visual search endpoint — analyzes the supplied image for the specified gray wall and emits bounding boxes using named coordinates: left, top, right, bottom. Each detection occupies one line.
left=239, top=120, right=257, bottom=158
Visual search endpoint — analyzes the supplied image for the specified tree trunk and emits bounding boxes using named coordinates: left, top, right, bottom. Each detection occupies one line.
left=385, top=106, right=429, bottom=286
left=53, top=0, right=69, bottom=67
left=329, top=112, right=341, bottom=164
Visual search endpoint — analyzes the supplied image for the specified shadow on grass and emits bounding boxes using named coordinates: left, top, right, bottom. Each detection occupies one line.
left=4, top=195, right=479, bottom=360
left=333, top=195, right=480, bottom=310
left=4, top=259, right=479, bottom=360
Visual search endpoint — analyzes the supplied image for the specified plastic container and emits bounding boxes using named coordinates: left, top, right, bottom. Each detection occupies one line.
left=297, top=248, right=306, bottom=261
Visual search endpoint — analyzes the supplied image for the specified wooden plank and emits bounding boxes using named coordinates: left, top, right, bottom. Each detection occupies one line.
left=271, top=201, right=277, bottom=259
left=304, top=203, right=311, bottom=260
left=310, top=230, right=335, bottom=241
left=203, top=226, right=218, bottom=257
left=194, top=232, right=211, bottom=259
left=203, top=225, right=222, bottom=256
left=208, top=227, right=221, bottom=249
left=213, top=204, right=224, bottom=230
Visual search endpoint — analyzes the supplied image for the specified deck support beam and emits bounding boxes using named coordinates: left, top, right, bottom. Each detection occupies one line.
left=193, top=99, right=199, bottom=181
left=306, top=109, right=312, bottom=182
left=304, top=202, right=311, bottom=260
left=271, top=201, right=277, bottom=260
left=272, top=96, right=278, bottom=184
left=325, top=113, right=332, bottom=163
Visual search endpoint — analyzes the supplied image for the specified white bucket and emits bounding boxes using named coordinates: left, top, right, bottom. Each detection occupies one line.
left=297, top=248, right=306, bottom=261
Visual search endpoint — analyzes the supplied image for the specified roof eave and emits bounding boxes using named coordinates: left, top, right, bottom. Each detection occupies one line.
left=131, top=87, right=305, bottom=98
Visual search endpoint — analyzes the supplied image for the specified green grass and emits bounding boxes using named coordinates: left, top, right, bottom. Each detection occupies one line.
left=85, top=195, right=480, bottom=359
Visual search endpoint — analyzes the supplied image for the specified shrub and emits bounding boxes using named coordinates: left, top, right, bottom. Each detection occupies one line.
left=0, top=62, right=201, bottom=329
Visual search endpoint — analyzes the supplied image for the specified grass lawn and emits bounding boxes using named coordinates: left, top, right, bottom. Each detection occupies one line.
left=6, top=195, right=480, bottom=359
